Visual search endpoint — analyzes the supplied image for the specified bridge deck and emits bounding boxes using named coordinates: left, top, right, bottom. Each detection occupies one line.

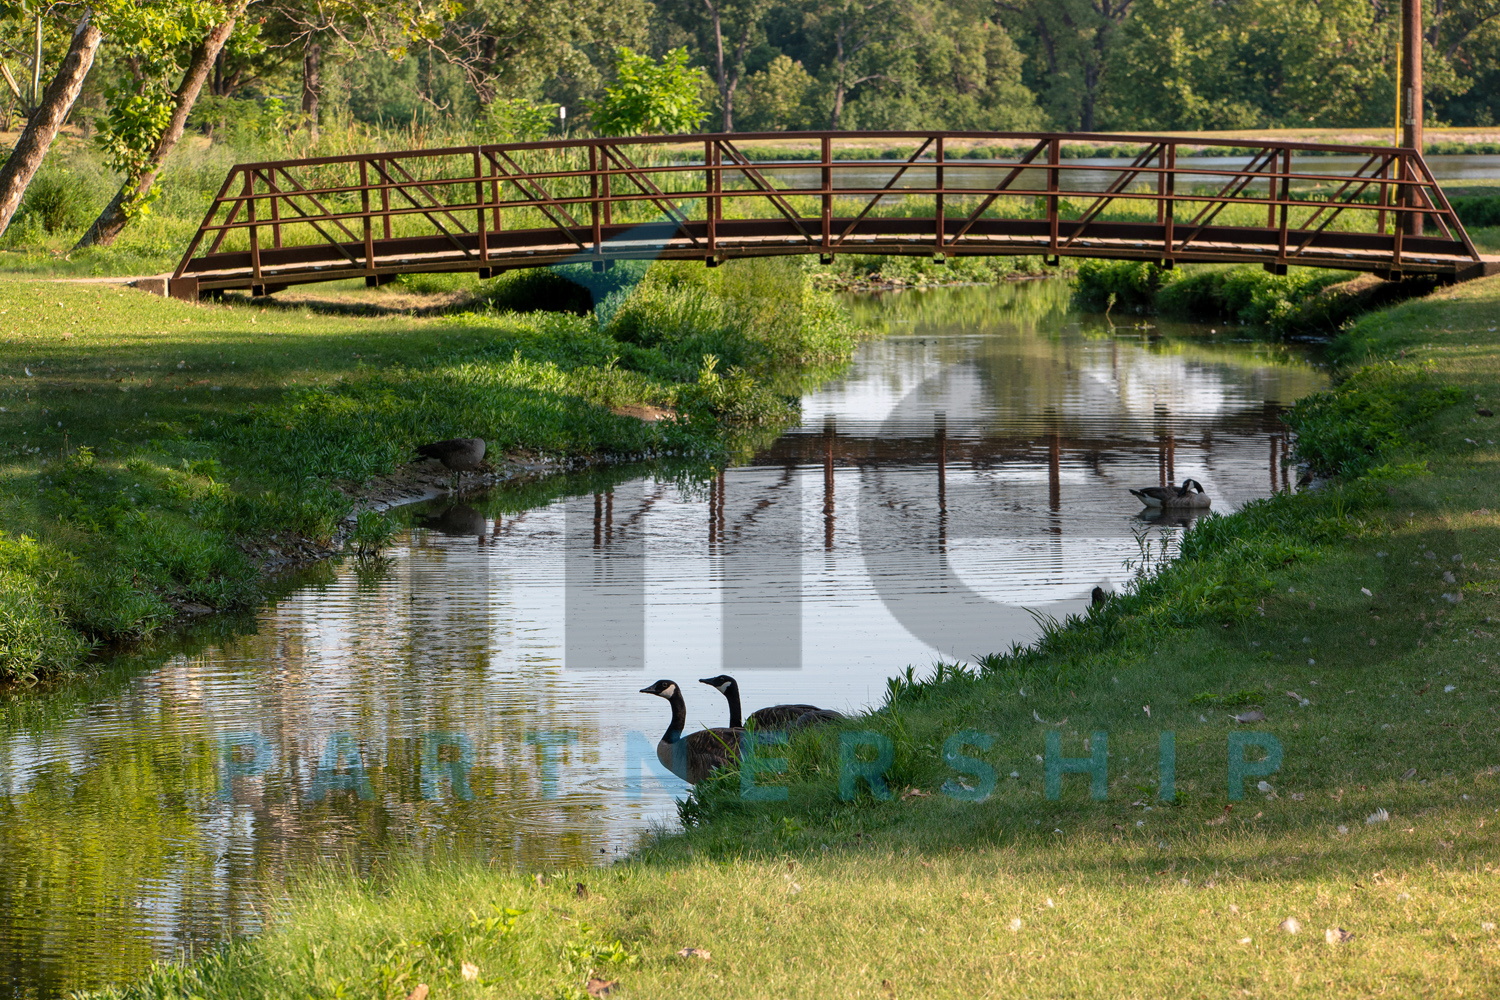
left=170, top=130, right=1495, bottom=299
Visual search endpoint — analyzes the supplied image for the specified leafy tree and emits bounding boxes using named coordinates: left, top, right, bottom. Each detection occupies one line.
left=0, top=4, right=102, bottom=239
left=659, top=0, right=772, bottom=131
left=993, top=0, right=1136, bottom=131
left=75, top=0, right=253, bottom=249
left=835, top=0, right=1043, bottom=131
left=736, top=53, right=815, bottom=131
left=587, top=45, right=706, bottom=135
left=1103, top=0, right=1465, bottom=131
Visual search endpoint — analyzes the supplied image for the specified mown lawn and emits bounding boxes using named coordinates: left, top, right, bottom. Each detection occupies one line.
left=79, top=279, right=1500, bottom=999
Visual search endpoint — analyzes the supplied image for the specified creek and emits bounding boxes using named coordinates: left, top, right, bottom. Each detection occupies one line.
left=0, top=279, right=1327, bottom=998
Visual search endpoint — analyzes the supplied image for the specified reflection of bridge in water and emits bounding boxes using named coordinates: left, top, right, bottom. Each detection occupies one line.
left=581, top=408, right=1295, bottom=556
left=169, top=130, right=1496, bottom=299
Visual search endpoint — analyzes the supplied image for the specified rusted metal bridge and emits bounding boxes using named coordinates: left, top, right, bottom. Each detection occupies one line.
left=168, top=130, right=1495, bottom=300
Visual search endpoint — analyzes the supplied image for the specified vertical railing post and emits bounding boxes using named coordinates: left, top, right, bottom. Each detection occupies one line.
left=934, top=135, right=945, bottom=257
left=267, top=170, right=282, bottom=248
left=1162, top=143, right=1175, bottom=262
left=359, top=158, right=373, bottom=276
left=379, top=158, right=392, bottom=241
left=1276, top=147, right=1291, bottom=266
left=489, top=152, right=502, bottom=234
left=705, top=140, right=718, bottom=263
left=473, top=149, right=488, bottom=267
left=821, top=134, right=832, bottom=260
left=245, top=170, right=261, bottom=286
left=1047, top=137, right=1061, bottom=257
left=1393, top=151, right=1406, bottom=269
left=1377, top=156, right=1390, bottom=236
left=602, top=145, right=612, bottom=228
left=1156, top=144, right=1167, bottom=227
left=593, top=144, right=603, bottom=260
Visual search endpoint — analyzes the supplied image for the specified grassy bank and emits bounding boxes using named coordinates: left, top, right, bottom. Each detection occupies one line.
left=0, top=258, right=862, bottom=682
left=83, top=275, right=1500, bottom=997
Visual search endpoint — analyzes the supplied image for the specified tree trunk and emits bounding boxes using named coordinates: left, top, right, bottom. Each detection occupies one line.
left=830, top=26, right=847, bottom=129
left=74, top=6, right=244, bottom=251
left=0, top=13, right=103, bottom=239
left=301, top=33, right=321, bottom=144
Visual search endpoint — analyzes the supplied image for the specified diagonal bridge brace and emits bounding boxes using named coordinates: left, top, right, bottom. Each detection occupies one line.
left=1059, top=143, right=1164, bottom=250
left=599, top=143, right=700, bottom=248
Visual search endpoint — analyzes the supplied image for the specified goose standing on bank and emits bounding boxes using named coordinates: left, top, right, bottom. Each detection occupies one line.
left=1129, top=478, right=1212, bottom=509
left=698, top=674, right=844, bottom=730
left=416, top=437, right=486, bottom=491
left=640, top=679, right=743, bottom=783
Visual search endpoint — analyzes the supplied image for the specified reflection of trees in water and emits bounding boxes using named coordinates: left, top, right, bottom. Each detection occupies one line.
left=0, top=534, right=636, bottom=993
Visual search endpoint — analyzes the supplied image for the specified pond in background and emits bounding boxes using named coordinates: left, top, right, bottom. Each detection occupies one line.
left=0, top=279, right=1327, bottom=999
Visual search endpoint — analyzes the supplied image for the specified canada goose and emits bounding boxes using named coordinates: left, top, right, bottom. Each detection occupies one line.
left=1129, top=478, right=1211, bottom=509
left=416, top=437, right=486, bottom=490
left=640, top=679, right=743, bottom=783
left=698, top=674, right=844, bottom=731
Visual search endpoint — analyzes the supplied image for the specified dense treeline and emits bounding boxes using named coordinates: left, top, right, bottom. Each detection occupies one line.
left=0, top=0, right=1494, bottom=247
left=2, top=0, right=1497, bottom=141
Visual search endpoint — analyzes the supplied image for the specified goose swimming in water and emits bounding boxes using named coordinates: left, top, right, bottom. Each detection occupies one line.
left=640, top=679, right=743, bottom=783
left=1129, top=478, right=1211, bottom=509
left=698, top=674, right=844, bottom=730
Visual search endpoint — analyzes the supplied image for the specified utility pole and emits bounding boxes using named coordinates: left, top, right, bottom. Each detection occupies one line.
left=1402, top=0, right=1424, bottom=234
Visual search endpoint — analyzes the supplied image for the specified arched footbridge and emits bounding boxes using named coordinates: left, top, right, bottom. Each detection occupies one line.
left=168, top=130, right=1498, bottom=300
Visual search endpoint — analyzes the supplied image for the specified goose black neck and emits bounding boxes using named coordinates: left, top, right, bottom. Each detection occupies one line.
left=723, top=678, right=743, bottom=729
left=662, top=685, right=687, bottom=744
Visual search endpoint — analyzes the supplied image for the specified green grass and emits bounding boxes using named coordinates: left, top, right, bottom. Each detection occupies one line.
left=79, top=278, right=1500, bottom=998
left=0, top=257, right=863, bottom=682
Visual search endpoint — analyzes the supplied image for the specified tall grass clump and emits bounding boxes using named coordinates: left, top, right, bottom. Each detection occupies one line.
left=1072, top=259, right=1435, bottom=337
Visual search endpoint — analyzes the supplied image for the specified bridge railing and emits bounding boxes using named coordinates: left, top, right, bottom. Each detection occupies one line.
left=169, top=131, right=1487, bottom=298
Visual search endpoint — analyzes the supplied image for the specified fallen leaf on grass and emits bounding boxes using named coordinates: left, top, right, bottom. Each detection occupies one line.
left=1231, top=710, right=1266, bottom=723
left=1207, top=805, right=1232, bottom=826
left=900, top=787, right=932, bottom=800
left=1009, top=918, right=1023, bottom=932
left=677, top=948, right=711, bottom=960
left=1324, top=928, right=1354, bottom=945
left=406, top=987, right=429, bottom=1000
left=1033, top=710, right=1067, bottom=726
left=1402, top=768, right=1417, bottom=781
left=586, top=978, right=618, bottom=997
left=1279, top=917, right=1302, bottom=934
left=461, top=962, right=480, bottom=981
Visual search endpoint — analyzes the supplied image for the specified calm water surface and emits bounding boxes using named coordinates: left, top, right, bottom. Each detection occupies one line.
left=0, top=280, right=1326, bottom=998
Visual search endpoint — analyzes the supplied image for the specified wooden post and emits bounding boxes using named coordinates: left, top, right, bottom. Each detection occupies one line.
left=1402, top=0, right=1424, bottom=235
